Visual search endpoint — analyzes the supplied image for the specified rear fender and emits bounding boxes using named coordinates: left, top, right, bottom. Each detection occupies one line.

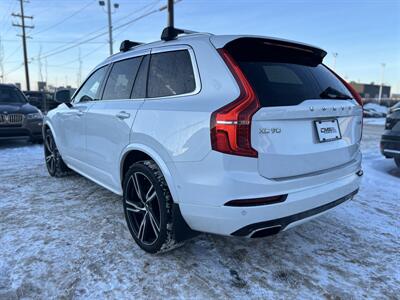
left=120, top=143, right=180, bottom=203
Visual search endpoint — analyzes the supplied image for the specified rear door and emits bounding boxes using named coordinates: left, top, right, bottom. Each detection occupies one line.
left=84, top=52, right=149, bottom=191
left=222, top=38, right=363, bottom=179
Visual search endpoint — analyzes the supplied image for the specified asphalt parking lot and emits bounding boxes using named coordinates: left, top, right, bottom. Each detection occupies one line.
left=0, top=123, right=399, bottom=299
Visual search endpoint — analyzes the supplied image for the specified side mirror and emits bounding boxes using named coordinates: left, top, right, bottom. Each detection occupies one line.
left=54, top=89, right=72, bottom=104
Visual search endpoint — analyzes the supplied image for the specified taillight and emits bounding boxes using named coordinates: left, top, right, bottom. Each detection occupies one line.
left=210, top=49, right=260, bottom=157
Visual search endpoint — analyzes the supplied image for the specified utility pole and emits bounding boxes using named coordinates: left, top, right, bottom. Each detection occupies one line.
left=332, top=52, right=338, bottom=71
left=378, top=63, right=386, bottom=103
left=168, top=0, right=174, bottom=27
left=12, top=0, right=34, bottom=91
left=98, top=0, right=119, bottom=55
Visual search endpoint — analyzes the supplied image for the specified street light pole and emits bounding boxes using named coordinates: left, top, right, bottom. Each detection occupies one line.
left=106, top=0, right=113, bottom=55
left=378, top=63, right=386, bottom=103
left=332, top=52, right=338, bottom=71
left=99, top=0, right=119, bottom=56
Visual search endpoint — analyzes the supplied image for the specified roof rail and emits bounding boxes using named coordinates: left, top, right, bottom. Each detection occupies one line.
left=119, top=40, right=143, bottom=52
left=161, top=26, right=197, bottom=41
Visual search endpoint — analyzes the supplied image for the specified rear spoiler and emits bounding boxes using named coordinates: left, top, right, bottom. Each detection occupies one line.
left=211, top=36, right=327, bottom=64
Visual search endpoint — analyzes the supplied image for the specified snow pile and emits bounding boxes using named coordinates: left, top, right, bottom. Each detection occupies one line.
left=0, top=126, right=399, bottom=299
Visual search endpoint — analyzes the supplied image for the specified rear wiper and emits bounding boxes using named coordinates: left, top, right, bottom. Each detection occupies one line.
left=320, top=87, right=352, bottom=100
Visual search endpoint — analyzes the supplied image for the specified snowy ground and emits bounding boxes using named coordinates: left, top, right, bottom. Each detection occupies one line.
left=0, top=124, right=399, bottom=299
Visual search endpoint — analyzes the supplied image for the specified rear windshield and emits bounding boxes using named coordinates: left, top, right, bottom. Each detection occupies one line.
left=0, top=86, right=26, bottom=103
left=239, top=62, right=352, bottom=107
left=224, top=38, right=352, bottom=107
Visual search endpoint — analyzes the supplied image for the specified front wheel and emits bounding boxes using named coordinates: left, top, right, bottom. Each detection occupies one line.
left=123, top=160, right=183, bottom=253
left=395, top=156, right=400, bottom=168
left=44, top=129, right=69, bottom=177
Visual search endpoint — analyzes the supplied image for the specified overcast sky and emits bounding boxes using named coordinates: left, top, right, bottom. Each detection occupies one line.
left=0, top=0, right=399, bottom=92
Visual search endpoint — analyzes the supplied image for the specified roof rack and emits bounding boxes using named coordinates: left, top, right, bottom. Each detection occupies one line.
left=119, top=40, right=143, bottom=52
left=161, top=26, right=197, bottom=41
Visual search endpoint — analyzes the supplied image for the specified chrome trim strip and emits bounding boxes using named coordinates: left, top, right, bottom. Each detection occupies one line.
left=383, top=149, right=400, bottom=154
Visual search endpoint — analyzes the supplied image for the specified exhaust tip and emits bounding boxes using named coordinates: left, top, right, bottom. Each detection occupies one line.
left=250, top=225, right=281, bottom=238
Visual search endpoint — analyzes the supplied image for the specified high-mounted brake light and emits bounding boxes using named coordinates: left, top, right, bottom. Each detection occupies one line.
left=210, top=49, right=260, bottom=157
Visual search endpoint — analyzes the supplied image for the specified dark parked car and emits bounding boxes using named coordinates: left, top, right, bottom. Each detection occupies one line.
left=0, top=84, right=43, bottom=143
left=381, top=102, right=400, bottom=167
left=23, top=91, right=56, bottom=113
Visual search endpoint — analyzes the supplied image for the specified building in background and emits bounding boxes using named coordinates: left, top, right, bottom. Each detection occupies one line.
left=350, top=82, right=391, bottom=99
left=38, top=81, right=47, bottom=91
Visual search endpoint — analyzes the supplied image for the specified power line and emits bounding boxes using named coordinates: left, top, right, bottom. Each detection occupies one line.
left=31, top=0, right=96, bottom=36
left=37, top=0, right=161, bottom=59
left=38, top=1, right=174, bottom=60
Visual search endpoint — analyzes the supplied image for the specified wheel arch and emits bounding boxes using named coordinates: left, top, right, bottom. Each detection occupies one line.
left=120, top=144, right=180, bottom=203
left=42, top=120, right=58, bottom=144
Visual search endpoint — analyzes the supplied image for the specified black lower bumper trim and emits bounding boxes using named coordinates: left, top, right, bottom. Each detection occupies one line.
left=231, top=189, right=359, bottom=237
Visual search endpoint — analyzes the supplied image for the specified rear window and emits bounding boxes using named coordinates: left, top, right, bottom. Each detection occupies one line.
left=239, top=62, right=352, bottom=107
left=224, top=38, right=352, bottom=107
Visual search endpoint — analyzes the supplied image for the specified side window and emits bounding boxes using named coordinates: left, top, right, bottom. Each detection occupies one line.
left=147, top=50, right=195, bottom=98
left=102, top=57, right=142, bottom=100
left=131, top=55, right=149, bottom=99
left=73, top=66, right=107, bottom=102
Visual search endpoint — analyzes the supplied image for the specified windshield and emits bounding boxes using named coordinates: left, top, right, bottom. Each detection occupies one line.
left=0, top=86, right=27, bottom=104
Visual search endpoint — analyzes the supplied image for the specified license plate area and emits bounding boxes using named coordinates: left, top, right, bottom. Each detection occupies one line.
left=315, top=119, right=342, bottom=143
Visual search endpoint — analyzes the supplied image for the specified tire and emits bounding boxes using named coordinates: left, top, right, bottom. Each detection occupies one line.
left=44, top=129, right=70, bottom=177
left=395, top=156, right=400, bottom=168
left=123, top=160, right=183, bottom=253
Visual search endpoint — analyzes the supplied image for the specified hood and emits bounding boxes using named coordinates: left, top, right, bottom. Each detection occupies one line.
left=0, top=102, right=39, bottom=114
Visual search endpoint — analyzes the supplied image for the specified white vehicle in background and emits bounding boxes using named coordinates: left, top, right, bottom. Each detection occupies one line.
left=43, top=28, right=363, bottom=253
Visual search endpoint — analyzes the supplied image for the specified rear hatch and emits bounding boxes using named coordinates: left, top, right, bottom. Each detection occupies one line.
left=221, top=37, right=363, bottom=179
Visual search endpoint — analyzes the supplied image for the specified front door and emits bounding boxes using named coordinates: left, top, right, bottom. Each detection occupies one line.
left=57, top=66, right=108, bottom=171
left=85, top=53, right=149, bottom=192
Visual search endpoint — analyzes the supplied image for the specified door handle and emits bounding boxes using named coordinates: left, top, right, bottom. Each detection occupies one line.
left=116, top=111, right=130, bottom=120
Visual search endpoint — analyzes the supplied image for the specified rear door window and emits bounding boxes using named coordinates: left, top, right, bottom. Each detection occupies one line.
left=147, top=50, right=195, bottom=98
left=103, top=57, right=142, bottom=100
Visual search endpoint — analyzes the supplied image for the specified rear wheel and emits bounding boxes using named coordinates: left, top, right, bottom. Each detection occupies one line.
left=123, top=160, right=183, bottom=253
left=395, top=156, right=400, bottom=168
left=44, top=129, right=69, bottom=177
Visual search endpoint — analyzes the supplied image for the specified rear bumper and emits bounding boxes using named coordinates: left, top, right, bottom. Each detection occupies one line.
left=174, top=150, right=362, bottom=236
left=381, top=133, right=400, bottom=158
left=232, top=189, right=358, bottom=237
left=179, top=170, right=361, bottom=236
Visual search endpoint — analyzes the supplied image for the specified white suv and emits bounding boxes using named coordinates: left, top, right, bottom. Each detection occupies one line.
left=44, top=33, right=363, bottom=253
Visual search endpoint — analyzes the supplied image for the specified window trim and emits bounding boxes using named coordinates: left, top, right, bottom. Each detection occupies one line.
left=146, top=45, right=201, bottom=100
